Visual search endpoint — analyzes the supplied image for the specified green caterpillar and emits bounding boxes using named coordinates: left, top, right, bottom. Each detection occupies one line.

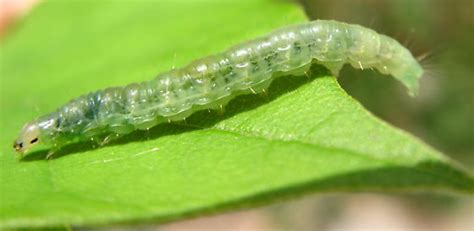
left=13, top=20, right=423, bottom=158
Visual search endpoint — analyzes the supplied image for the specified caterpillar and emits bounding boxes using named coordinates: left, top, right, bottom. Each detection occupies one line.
left=13, top=20, right=423, bottom=157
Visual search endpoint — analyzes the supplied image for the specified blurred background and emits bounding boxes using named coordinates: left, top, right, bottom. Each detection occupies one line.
left=1, top=0, right=472, bottom=230
left=302, top=0, right=474, bottom=168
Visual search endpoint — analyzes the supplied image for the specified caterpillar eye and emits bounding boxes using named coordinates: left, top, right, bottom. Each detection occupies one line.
left=30, top=138, right=39, bottom=144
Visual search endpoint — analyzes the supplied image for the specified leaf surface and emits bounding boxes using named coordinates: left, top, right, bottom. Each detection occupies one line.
left=0, top=0, right=472, bottom=229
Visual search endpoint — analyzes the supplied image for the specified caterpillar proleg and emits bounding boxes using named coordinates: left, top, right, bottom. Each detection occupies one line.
left=13, top=20, right=423, bottom=156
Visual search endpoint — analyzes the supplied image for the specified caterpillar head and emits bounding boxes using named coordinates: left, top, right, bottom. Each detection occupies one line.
left=13, top=121, right=41, bottom=155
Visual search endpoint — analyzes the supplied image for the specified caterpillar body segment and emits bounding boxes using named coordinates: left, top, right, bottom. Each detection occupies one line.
left=13, top=20, right=423, bottom=155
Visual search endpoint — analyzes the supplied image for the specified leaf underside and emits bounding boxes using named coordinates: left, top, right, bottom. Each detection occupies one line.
left=0, top=0, right=472, bottom=229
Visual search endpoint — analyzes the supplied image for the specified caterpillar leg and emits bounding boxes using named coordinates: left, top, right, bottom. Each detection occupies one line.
left=45, top=145, right=60, bottom=160
left=218, top=104, right=225, bottom=115
left=304, top=69, right=313, bottom=81
left=99, top=133, right=122, bottom=146
left=250, top=79, right=273, bottom=95
left=249, top=87, right=257, bottom=94
left=46, top=151, right=55, bottom=160
left=46, top=150, right=58, bottom=160
left=325, top=62, right=344, bottom=76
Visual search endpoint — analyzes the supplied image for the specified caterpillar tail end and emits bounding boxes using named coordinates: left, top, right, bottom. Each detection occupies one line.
left=400, top=72, right=421, bottom=97
left=394, top=61, right=423, bottom=97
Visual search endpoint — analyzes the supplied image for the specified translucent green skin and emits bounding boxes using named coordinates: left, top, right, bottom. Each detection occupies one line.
left=21, top=20, right=423, bottom=150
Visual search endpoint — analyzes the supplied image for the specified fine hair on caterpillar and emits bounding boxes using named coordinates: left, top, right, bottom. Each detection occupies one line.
left=417, top=47, right=444, bottom=89
left=13, top=20, right=424, bottom=159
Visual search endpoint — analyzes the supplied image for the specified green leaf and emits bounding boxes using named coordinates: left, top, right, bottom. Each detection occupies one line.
left=0, top=0, right=472, bottom=229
